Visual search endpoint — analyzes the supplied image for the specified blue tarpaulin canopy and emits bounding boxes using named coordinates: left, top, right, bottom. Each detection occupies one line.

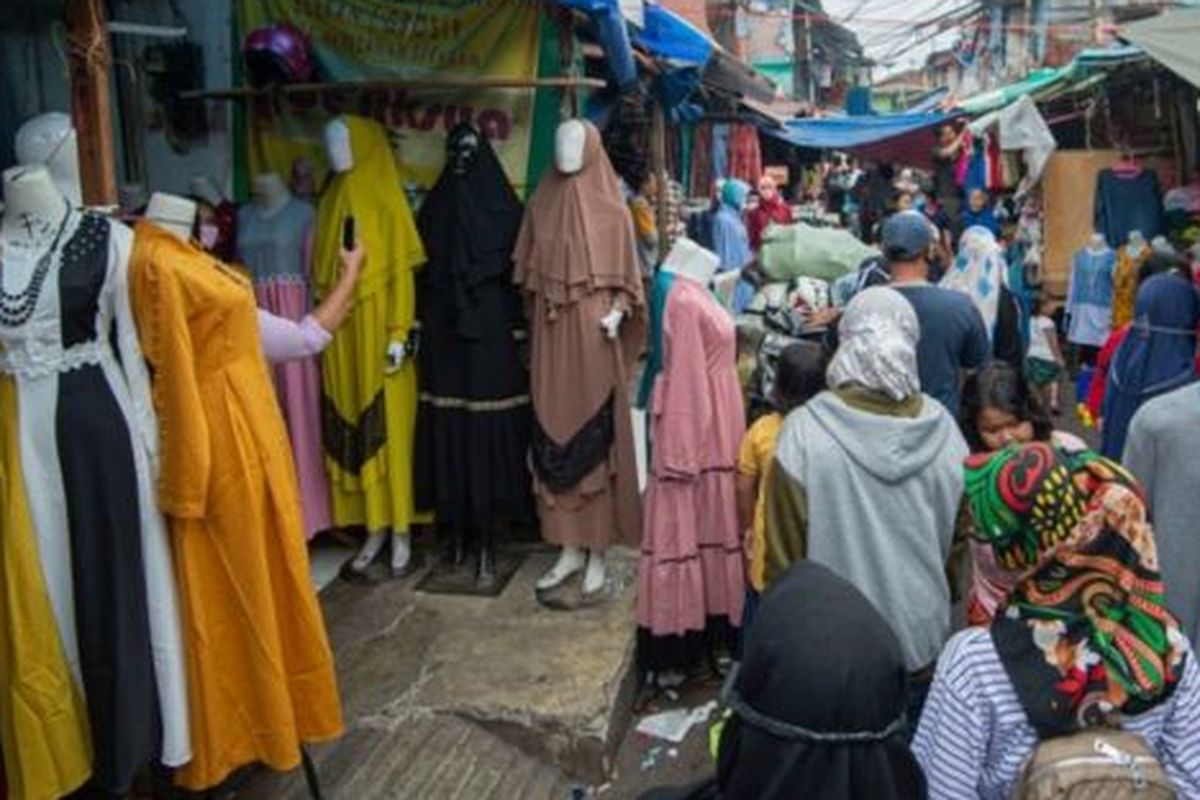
left=765, top=110, right=962, bottom=168
left=769, top=111, right=959, bottom=150
left=632, top=3, right=714, bottom=67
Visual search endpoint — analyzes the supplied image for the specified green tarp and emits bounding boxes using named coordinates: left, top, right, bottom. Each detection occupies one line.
left=957, top=45, right=1149, bottom=115
left=759, top=223, right=878, bottom=283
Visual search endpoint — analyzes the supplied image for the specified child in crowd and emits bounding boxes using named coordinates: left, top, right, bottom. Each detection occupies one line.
left=1024, top=295, right=1065, bottom=415
left=959, top=188, right=1001, bottom=239
left=958, top=364, right=1086, bottom=626
left=735, top=342, right=828, bottom=632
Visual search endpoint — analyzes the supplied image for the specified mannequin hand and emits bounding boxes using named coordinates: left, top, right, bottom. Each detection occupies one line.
left=385, top=342, right=407, bottom=374
left=600, top=307, right=625, bottom=340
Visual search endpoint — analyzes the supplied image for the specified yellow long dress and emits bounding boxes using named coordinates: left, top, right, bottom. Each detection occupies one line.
left=129, top=223, right=343, bottom=791
left=313, top=115, right=426, bottom=532
left=0, top=376, right=92, bottom=800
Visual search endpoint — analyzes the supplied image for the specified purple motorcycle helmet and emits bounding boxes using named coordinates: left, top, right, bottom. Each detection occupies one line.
left=243, top=24, right=315, bottom=87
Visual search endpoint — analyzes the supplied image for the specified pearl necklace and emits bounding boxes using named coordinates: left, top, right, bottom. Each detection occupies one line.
left=0, top=200, right=72, bottom=328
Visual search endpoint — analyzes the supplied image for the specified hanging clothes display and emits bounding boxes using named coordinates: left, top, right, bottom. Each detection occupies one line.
left=1112, top=241, right=1151, bottom=330
left=727, top=123, right=762, bottom=185
left=0, top=211, right=190, bottom=795
left=688, top=122, right=713, bottom=198
left=129, top=222, right=343, bottom=790
left=414, top=124, right=532, bottom=530
left=711, top=122, right=731, bottom=181
left=0, top=377, right=91, bottom=800
left=238, top=197, right=330, bottom=540
left=1094, top=168, right=1165, bottom=248
left=313, top=116, right=426, bottom=534
left=514, top=121, right=646, bottom=551
left=1065, top=245, right=1116, bottom=348
left=637, top=273, right=746, bottom=655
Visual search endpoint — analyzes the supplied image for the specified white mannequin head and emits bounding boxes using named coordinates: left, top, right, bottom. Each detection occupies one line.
left=661, top=237, right=720, bottom=286
left=188, top=175, right=224, bottom=206
left=145, top=192, right=198, bottom=243
left=554, top=119, right=586, bottom=175
left=252, top=172, right=291, bottom=215
left=1127, top=230, right=1147, bottom=253
left=325, top=118, right=354, bottom=173
left=1150, top=235, right=1174, bottom=256
left=1, top=164, right=68, bottom=242
left=1089, top=231, right=1108, bottom=251
left=14, top=112, right=82, bottom=206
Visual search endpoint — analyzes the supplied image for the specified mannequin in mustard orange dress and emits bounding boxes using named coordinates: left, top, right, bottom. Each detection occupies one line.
left=128, top=220, right=343, bottom=790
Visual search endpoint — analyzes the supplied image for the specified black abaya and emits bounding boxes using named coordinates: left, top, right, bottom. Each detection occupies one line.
left=414, top=124, right=532, bottom=529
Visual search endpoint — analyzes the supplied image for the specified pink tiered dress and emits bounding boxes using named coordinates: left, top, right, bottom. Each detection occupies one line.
left=638, top=277, right=746, bottom=636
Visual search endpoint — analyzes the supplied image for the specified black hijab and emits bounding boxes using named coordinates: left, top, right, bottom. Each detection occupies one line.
left=643, top=563, right=926, bottom=800
left=417, top=122, right=523, bottom=338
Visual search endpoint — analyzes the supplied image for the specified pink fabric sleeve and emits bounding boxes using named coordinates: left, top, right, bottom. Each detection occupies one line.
left=652, top=294, right=711, bottom=479
left=257, top=309, right=333, bottom=364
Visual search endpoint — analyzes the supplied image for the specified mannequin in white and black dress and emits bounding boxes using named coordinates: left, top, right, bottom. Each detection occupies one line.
left=0, top=165, right=190, bottom=792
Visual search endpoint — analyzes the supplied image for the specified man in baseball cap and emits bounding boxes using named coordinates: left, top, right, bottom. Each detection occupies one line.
left=885, top=211, right=990, bottom=416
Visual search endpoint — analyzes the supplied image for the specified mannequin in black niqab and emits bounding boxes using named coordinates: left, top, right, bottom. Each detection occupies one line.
left=414, top=123, right=533, bottom=589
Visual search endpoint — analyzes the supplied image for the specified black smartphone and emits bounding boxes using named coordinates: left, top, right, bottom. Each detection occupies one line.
left=342, top=216, right=355, bottom=250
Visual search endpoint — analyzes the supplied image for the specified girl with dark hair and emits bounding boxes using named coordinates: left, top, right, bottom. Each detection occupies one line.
left=958, top=364, right=1085, bottom=625
left=736, top=342, right=828, bottom=619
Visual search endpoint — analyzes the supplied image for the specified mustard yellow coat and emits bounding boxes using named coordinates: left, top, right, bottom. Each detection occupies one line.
left=129, top=223, right=343, bottom=790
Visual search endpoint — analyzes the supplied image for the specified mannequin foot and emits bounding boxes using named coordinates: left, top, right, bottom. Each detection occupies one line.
left=349, top=532, right=387, bottom=572
left=476, top=544, right=498, bottom=590
left=444, top=531, right=468, bottom=569
left=389, top=533, right=415, bottom=578
left=582, top=551, right=607, bottom=596
left=342, top=531, right=387, bottom=583
left=536, top=546, right=587, bottom=591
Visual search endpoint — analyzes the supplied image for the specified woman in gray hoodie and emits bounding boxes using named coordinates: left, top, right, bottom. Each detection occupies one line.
left=763, top=286, right=968, bottom=728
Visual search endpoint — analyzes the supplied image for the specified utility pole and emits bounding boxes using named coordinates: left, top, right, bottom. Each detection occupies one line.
left=793, top=0, right=821, bottom=105
left=65, top=0, right=117, bottom=206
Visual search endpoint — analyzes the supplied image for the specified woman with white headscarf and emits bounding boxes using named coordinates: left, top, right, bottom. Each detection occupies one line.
left=941, top=226, right=1024, bottom=368
left=763, top=286, right=969, bottom=729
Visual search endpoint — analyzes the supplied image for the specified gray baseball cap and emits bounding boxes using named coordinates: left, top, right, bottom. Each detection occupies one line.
left=881, top=211, right=933, bottom=261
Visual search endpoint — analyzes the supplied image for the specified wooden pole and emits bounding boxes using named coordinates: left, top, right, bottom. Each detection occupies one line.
left=66, top=0, right=117, bottom=206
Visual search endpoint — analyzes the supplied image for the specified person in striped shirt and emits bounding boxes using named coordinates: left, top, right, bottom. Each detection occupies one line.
left=914, top=443, right=1200, bottom=799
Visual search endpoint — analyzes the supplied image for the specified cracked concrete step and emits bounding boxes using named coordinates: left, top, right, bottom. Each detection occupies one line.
left=230, top=716, right=576, bottom=800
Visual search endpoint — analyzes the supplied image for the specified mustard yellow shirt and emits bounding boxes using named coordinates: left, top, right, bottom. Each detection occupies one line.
left=737, top=412, right=784, bottom=592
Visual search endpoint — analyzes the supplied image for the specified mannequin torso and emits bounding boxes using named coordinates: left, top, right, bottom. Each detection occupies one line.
left=554, top=120, right=586, bottom=175
left=1126, top=230, right=1148, bottom=259
left=145, top=192, right=198, bottom=242
left=14, top=113, right=82, bottom=206
left=189, top=176, right=224, bottom=208
left=1, top=166, right=74, bottom=295
left=325, top=119, right=354, bottom=173
left=252, top=173, right=293, bottom=218
left=660, top=238, right=720, bottom=286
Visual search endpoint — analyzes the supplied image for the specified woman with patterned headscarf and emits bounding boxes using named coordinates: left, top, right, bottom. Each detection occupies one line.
left=914, top=442, right=1200, bottom=799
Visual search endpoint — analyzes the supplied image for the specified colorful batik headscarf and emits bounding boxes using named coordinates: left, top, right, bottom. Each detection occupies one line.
left=964, top=442, right=1186, bottom=737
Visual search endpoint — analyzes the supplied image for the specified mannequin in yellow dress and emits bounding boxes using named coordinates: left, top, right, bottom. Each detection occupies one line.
left=314, top=115, right=426, bottom=578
